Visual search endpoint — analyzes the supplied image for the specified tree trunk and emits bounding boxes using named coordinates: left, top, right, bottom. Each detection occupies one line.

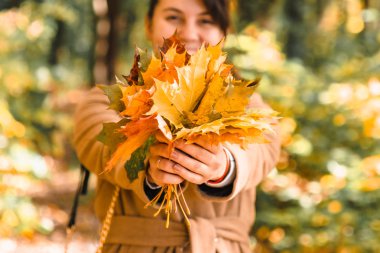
left=0, top=0, right=22, bottom=10
left=283, top=0, right=305, bottom=59
left=92, top=0, right=120, bottom=84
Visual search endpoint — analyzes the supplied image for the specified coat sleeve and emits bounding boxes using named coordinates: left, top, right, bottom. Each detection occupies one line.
left=196, top=93, right=281, bottom=201
left=72, top=87, right=151, bottom=203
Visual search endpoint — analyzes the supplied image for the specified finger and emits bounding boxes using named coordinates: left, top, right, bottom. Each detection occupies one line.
left=172, top=141, right=215, bottom=167
left=150, top=169, right=184, bottom=185
left=172, top=163, right=206, bottom=184
left=169, top=148, right=211, bottom=177
left=155, top=157, right=207, bottom=183
left=155, top=157, right=183, bottom=174
left=148, top=157, right=184, bottom=185
left=175, top=138, right=220, bottom=155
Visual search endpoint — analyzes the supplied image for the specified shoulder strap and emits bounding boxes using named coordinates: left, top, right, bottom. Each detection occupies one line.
left=67, top=164, right=91, bottom=229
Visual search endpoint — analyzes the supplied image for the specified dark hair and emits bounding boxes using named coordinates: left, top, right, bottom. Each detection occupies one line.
left=147, top=0, right=230, bottom=35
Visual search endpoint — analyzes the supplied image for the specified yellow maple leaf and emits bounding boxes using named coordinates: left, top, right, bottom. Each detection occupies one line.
left=152, top=45, right=210, bottom=126
left=214, top=84, right=256, bottom=117
left=206, top=40, right=227, bottom=80
left=191, top=75, right=225, bottom=125
left=142, top=55, right=164, bottom=87
left=163, top=46, right=187, bottom=69
left=151, top=79, right=183, bottom=127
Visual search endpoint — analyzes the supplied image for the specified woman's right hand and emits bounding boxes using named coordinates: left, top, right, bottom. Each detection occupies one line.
left=147, top=132, right=185, bottom=186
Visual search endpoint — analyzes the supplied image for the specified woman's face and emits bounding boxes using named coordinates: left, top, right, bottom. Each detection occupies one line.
left=146, top=0, right=224, bottom=55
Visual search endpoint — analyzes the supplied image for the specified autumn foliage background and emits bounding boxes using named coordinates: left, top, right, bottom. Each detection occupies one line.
left=0, top=0, right=379, bottom=252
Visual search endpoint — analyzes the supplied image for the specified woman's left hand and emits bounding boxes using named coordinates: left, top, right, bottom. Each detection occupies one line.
left=157, top=133, right=228, bottom=185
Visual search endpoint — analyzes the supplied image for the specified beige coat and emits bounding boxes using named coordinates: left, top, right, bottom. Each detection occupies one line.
left=73, top=87, right=280, bottom=253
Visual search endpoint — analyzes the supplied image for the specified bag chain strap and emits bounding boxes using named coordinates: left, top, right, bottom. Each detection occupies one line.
left=96, top=185, right=120, bottom=253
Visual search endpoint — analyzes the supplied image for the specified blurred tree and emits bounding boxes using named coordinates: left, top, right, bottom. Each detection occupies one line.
left=0, top=0, right=94, bottom=238
left=0, top=0, right=23, bottom=10
left=227, top=0, right=380, bottom=252
left=92, top=0, right=119, bottom=84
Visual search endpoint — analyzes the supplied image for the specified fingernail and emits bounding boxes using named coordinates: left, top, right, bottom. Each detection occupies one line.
left=170, top=151, right=178, bottom=159
left=172, top=163, right=180, bottom=172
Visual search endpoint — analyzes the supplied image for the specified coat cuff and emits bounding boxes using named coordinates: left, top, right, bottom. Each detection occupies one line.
left=204, top=147, right=236, bottom=188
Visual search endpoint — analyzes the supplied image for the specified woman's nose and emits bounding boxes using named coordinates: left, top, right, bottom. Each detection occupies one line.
left=177, top=20, right=199, bottom=42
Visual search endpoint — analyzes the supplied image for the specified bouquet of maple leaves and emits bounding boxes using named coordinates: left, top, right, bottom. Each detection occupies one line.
left=97, top=35, right=277, bottom=228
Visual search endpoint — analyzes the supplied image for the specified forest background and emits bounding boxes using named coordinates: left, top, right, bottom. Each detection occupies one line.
left=0, top=0, right=379, bottom=252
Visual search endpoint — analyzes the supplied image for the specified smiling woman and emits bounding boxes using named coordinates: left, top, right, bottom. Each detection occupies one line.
left=146, top=0, right=228, bottom=54
left=72, top=0, right=281, bottom=252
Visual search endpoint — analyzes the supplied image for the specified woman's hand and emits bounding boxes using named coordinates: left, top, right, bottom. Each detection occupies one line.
left=147, top=139, right=185, bottom=186
left=148, top=132, right=228, bottom=185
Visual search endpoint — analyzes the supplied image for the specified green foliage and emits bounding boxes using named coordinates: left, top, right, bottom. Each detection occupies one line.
left=124, top=136, right=155, bottom=182
left=97, top=84, right=126, bottom=112
left=137, top=48, right=153, bottom=72
left=97, top=119, right=129, bottom=153
left=228, top=1, right=380, bottom=251
left=0, top=0, right=93, bottom=238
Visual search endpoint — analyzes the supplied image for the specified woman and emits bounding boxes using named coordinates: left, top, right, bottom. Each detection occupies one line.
left=73, top=0, right=281, bottom=252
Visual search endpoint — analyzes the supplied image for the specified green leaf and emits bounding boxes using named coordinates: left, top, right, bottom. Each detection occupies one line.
left=97, top=118, right=130, bottom=153
left=97, top=84, right=126, bottom=112
left=137, top=47, right=152, bottom=72
left=124, top=135, right=155, bottom=182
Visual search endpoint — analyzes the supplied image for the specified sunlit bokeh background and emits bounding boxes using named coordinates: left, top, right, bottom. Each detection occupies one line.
left=0, top=0, right=379, bottom=252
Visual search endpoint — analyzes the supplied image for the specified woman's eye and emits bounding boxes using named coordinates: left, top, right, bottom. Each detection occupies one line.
left=166, top=15, right=181, bottom=22
left=199, top=18, right=215, bottom=25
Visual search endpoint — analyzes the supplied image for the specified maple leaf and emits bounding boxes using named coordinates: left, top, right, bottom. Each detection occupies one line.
left=184, top=44, right=210, bottom=112
left=124, top=49, right=141, bottom=86
left=142, top=34, right=191, bottom=89
left=97, top=84, right=125, bottom=112
left=160, top=33, right=190, bottom=62
left=137, top=47, right=152, bottom=72
left=100, top=35, right=275, bottom=174
left=157, top=114, right=173, bottom=140
left=191, top=75, right=225, bottom=125
left=151, top=79, right=183, bottom=127
left=120, top=85, right=154, bottom=120
left=104, top=114, right=158, bottom=172
left=97, top=118, right=130, bottom=153
left=142, top=55, right=163, bottom=87
left=124, top=136, right=155, bottom=182
left=214, top=82, right=256, bottom=117
left=152, top=44, right=210, bottom=127
left=205, top=40, right=228, bottom=80
left=163, top=46, right=188, bottom=69
left=97, top=33, right=279, bottom=229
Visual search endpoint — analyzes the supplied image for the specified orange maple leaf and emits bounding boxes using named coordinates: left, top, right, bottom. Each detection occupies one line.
left=120, top=86, right=154, bottom=120
left=104, top=114, right=158, bottom=172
